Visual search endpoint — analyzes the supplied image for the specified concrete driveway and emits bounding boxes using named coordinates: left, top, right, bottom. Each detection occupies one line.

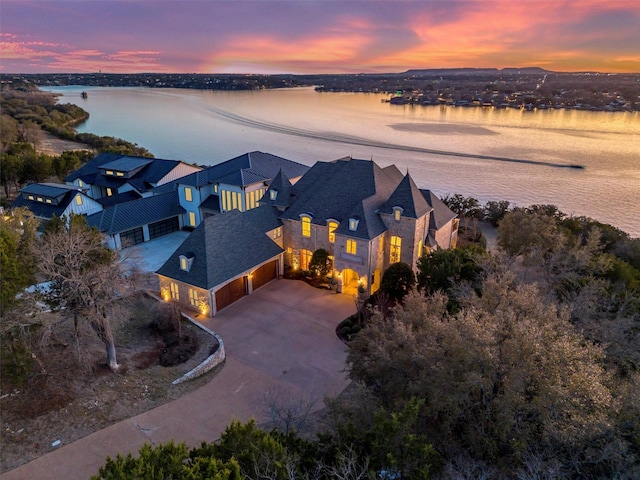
left=2, top=279, right=355, bottom=480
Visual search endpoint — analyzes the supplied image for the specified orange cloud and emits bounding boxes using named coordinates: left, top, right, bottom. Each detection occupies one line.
left=201, top=32, right=373, bottom=72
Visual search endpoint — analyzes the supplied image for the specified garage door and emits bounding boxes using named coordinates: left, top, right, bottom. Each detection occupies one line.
left=252, top=260, right=277, bottom=291
left=148, top=217, right=179, bottom=240
left=215, top=277, right=246, bottom=311
left=120, top=227, right=144, bottom=247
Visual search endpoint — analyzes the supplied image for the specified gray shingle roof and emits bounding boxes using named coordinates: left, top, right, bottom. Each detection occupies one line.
left=280, top=158, right=403, bottom=240
left=262, top=169, right=293, bottom=208
left=420, top=189, right=457, bottom=229
left=156, top=205, right=283, bottom=290
left=379, top=174, right=432, bottom=219
left=86, top=191, right=184, bottom=234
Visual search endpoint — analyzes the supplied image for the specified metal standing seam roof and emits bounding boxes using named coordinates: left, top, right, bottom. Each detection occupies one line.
left=156, top=205, right=284, bottom=290
left=11, top=190, right=77, bottom=219
left=86, top=191, right=184, bottom=234
left=20, top=183, right=79, bottom=198
left=65, top=153, right=190, bottom=193
left=177, top=151, right=309, bottom=188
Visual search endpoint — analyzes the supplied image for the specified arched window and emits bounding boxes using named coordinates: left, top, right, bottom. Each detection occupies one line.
left=301, top=216, right=311, bottom=237
left=390, top=236, right=402, bottom=263
left=328, top=221, right=338, bottom=243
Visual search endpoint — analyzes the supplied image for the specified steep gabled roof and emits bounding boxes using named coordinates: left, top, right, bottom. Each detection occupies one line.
left=156, top=205, right=283, bottom=290
left=379, top=174, right=432, bottom=219
left=86, top=191, right=184, bottom=234
left=280, top=157, right=403, bottom=240
left=420, top=189, right=458, bottom=229
left=176, top=151, right=309, bottom=188
left=261, top=169, right=293, bottom=208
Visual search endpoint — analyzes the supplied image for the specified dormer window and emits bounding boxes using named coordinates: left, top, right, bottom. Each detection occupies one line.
left=179, top=254, right=194, bottom=272
left=116, top=171, right=124, bottom=177
left=78, top=180, right=84, bottom=187
left=27, top=195, right=34, bottom=200
left=349, top=218, right=359, bottom=231
left=105, top=170, right=114, bottom=175
left=393, top=207, right=403, bottom=222
left=270, top=190, right=278, bottom=201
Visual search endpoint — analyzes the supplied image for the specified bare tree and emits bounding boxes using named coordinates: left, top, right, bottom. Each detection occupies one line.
left=35, top=215, right=130, bottom=371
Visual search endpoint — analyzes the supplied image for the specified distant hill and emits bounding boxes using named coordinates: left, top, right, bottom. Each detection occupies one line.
left=403, top=67, right=550, bottom=75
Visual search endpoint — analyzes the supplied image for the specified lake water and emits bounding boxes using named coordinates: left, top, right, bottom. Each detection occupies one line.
left=43, top=86, right=640, bottom=237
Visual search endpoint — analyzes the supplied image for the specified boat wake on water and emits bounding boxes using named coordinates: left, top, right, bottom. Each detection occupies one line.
left=205, top=106, right=585, bottom=170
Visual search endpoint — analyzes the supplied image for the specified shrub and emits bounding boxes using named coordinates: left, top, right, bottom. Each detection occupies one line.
left=380, top=262, right=415, bottom=301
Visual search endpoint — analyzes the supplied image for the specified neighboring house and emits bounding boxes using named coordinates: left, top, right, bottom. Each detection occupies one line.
left=156, top=205, right=284, bottom=316
left=86, top=191, right=186, bottom=249
left=11, top=183, right=103, bottom=223
left=65, top=152, right=201, bottom=200
left=171, top=151, right=309, bottom=229
left=157, top=157, right=458, bottom=316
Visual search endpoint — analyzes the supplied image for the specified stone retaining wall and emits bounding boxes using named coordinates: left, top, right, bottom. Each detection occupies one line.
left=172, top=313, right=225, bottom=385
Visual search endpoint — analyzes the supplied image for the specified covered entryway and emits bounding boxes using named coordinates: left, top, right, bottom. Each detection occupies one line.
left=215, top=276, right=247, bottom=311
left=339, top=268, right=360, bottom=295
left=252, top=260, right=277, bottom=291
left=148, top=217, right=179, bottom=240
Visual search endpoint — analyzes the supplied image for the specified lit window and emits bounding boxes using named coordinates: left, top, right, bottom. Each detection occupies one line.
left=418, top=240, right=423, bottom=258
left=328, top=221, right=338, bottom=243
left=188, top=288, right=198, bottom=307
left=106, top=188, right=113, bottom=197
left=188, top=212, right=196, bottom=226
left=273, top=226, right=282, bottom=239
left=116, top=171, right=124, bottom=177
left=37, top=197, right=43, bottom=202
left=185, top=187, right=193, bottom=202
left=46, top=199, right=52, bottom=204
left=179, top=254, right=194, bottom=272
left=393, top=207, right=402, bottom=222
left=301, top=216, right=311, bottom=237
left=346, top=239, right=357, bottom=255
left=170, top=282, right=179, bottom=300
left=390, top=236, right=401, bottom=263
left=300, top=249, right=313, bottom=271
left=270, top=190, right=278, bottom=200
left=78, top=180, right=83, bottom=187
left=214, top=184, right=218, bottom=193
left=106, top=170, right=114, bottom=175
left=28, top=195, right=34, bottom=200
left=349, top=218, right=359, bottom=231
left=75, top=195, right=83, bottom=205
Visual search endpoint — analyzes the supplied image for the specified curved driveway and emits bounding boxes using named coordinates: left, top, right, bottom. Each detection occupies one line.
left=2, top=280, right=355, bottom=480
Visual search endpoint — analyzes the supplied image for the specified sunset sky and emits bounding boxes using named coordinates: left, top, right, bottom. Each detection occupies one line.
left=2, top=0, right=639, bottom=74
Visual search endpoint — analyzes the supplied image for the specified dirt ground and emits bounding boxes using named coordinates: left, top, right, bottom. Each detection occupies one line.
left=0, top=299, right=220, bottom=474
left=37, top=131, right=91, bottom=156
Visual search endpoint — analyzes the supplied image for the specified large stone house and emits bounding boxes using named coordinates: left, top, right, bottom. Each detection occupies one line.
left=156, top=157, right=458, bottom=316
